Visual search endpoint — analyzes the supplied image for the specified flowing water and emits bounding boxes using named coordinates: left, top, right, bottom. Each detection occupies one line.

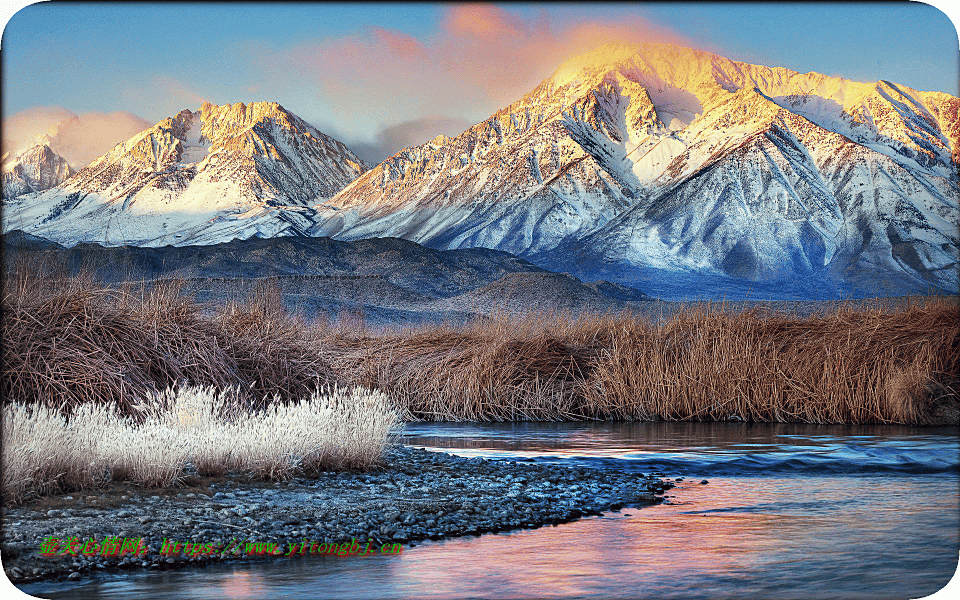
left=19, top=422, right=960, bottom=600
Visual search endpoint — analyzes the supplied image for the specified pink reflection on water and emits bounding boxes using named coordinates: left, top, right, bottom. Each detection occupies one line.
left=378, top=476, right=956, bottom=599
left=217, top=571, right=271, bottom=599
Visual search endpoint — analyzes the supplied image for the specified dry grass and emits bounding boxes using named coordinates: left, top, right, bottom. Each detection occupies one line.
left=324, top=313, right=597, bottom=421
left=2, top=259, right=957, bottom=432
left=2, top=385, right=398, bottom=505
left=325, top=301, right=959, bottom=425
left=1, top=258, right=337, bottom=419
left=578, top=303, right=959, bottom=424
left=1, top=402, right=110, bottom=504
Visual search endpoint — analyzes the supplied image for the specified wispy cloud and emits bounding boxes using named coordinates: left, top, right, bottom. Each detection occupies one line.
left=119, top=75, right=210, bottom=121
left=3, top=107, right=152, bottom=169
left=271, top=5, right=700, bottom=131
left=344, top=115, right=475, bottom=164
left=444, top=4, right=526, bottom=38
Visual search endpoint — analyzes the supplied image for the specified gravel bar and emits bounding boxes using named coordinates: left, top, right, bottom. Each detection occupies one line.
left=1, top=445, right=674, bottom=585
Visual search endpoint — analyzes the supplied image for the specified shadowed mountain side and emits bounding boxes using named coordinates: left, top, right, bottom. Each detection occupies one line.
left=1, top=231, right=653, bottom=326
left=2, top=230, right=948, bottom=327
left=1, top=232, right=551, bottom=294
left=436, top=272, right=632, bottom=316
left=178, top=274, right=428, bottom=306
left=176, top=276, right=482, bottom=327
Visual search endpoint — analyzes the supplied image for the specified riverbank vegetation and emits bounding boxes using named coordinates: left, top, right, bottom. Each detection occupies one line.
left=2, top=260, right=957, bottom=428
left=2, top=385, right=398, bottom=505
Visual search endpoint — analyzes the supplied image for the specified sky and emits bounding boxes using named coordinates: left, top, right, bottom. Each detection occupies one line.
left=2, top=1, right=958, bottom=168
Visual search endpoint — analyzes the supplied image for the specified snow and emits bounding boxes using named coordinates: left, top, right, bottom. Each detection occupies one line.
left=177, top=112, right=212, bottom=167
left=630, top=136, right=687, bottom=183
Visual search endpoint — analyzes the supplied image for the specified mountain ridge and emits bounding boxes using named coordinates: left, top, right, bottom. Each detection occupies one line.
left=1, top=229, right=651, bottom=324
left=3, top=43, right=957, bottom=299
left=311, top=42, right=959, bottom=298
left=2, top=101, right=368, bottom=247
left=2, top=142, right=75, bottom=199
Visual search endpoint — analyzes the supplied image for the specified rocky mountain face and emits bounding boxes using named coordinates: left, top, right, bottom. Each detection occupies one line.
left=2, top=142, right=75, bottom=200
left=313, top=43, right=959, bottom=298
left=1, top=101, right=367, bottom=246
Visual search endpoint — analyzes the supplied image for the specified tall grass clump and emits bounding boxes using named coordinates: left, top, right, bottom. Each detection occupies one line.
left=2, top=385, right=398, bottom=505
left=150, top=385, right=398, bottom=479
left=2, top=256, right=955, bottom=427
left=1, top=259, right=337, bottom=419
left=326, top=312, right=595, bottom=421
left=582, top=301, right=959, bottom=423
left=1, top=402, right=110, bottom=504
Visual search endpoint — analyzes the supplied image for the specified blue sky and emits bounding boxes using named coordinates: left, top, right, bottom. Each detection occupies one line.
left=2, top=2, right=958, bottom=166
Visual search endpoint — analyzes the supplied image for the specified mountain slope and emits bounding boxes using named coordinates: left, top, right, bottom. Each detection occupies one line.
left=312, top=43, right=959, bottom=298
left=1, top=101, right=367, bottom=246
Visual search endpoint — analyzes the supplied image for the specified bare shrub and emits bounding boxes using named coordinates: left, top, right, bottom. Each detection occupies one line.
left=1, top=403, right=109, bottom=504
left=3, top=261, right=956, bottom=428
left=327, top=298, right=959, bottom=425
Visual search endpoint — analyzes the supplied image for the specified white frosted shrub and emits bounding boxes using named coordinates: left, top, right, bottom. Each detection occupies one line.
left=96, top=419, right=191, bottom=487
left=2, top=386, right=399, bottom=503
left=150, top=386, right=239, bottom=477
left=2, top=403, right=108, bottom=503
left=160, top=385, right=399, bottom=479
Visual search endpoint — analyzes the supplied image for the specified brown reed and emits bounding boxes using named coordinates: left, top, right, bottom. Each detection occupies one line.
left=2, top=259, right=957, bottom=425
left=325, top=300, right=959, bottom=425
left=1, top=259, right=338, bottom=419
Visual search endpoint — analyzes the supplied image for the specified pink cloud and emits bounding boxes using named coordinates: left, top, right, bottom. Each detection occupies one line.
left=371, top=27, right=427, bottom=59
left=2, top=106, right=74, bottom=156
left=444, top=4, right=525, bottom=38
left=272, top=7, right=704, bottom=128
left=3, top=107, right=152, bottom=169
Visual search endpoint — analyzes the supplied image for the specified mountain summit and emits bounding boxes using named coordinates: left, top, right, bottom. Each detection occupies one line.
left=2, top=140, right=75, bottom=199
left=2, top=101, right=367, bottom=246
left=313, top=43, right=959, bottom=298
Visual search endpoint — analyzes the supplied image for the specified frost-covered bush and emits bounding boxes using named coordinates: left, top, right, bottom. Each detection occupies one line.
left=1, top=386, right=399, bottom=504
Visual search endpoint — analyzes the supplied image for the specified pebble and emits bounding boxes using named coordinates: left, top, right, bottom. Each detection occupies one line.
left=4, top=445, right=674, bottom=585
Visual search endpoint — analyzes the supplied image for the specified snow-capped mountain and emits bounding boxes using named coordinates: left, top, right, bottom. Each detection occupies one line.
left=313, top=43, right=959, bottom=298
left=2, top=101, right=367, bottom=246
left=2, top=140, right=75, bottom=199
left=4, top=46, right=956, bottom=299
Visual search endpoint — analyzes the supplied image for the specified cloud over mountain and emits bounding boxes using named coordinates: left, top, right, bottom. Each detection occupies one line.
left=2, top=107, right=152, bottom=170
left=345, top=116, right=475, bottom=164
left=273, top=6, right=699, bottom=131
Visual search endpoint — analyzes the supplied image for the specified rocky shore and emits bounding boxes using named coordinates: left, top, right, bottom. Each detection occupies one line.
left=2, top=445, right=674, bottom=586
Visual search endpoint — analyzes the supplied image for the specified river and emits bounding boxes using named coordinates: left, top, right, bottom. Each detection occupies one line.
left=18, top=422, right=960, bottom=600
